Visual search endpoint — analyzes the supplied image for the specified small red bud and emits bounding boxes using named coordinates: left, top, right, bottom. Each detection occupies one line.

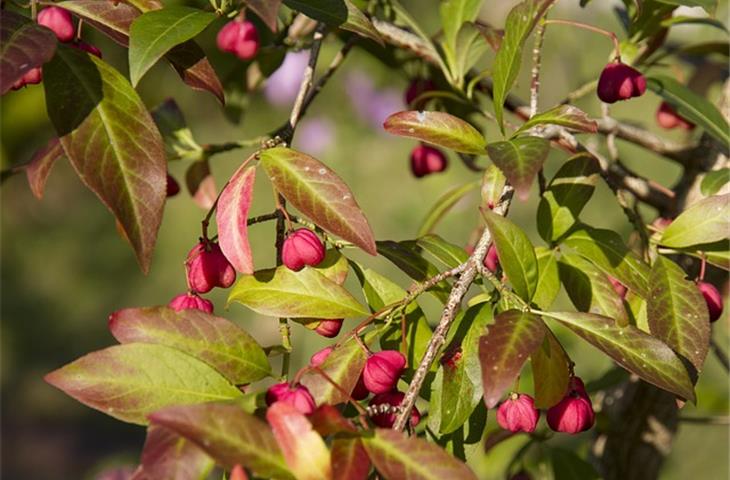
left=265, top=382, right=316, bottom=415
left=310, top=346, right=334, bottom=367
left=597, top=62, right=646, bottom=103
left=230, top=464, right=248, bottom=480
left=363, top=350, right=406, bottom=394
left=168, top=292, right=214, bottom=314
left=351, top=374, right=369, bottom=400
left=216, top=19, right=259, bottom=60
left=547, top=378, right=595, bottom=434
left=608, top=276, right=627, bottom=299
left=314, top=319, right=343, bottom=338
left=410, top=144, right=447, bottom=178
left=698, top=281, right=723, bottom=323
left=72, top=40, right=103, bottom=58
left=484, top=244, right=500, bottom=273
left=12, top=67, right=43, bottom=90
left=496, top=393, right=540, bottom=433
left=369, top=391, right=420, bottom=428
left=404, top=78, right=435, bottom=109
left=656, top=102, right=694, bottom=130
left=185, top=241, right=236, bottom=293
left=652, top=217, right=673, bottom=231
left=282, top=229, right=326, bottom=271
left=166, top=174, right=180, bottom=197
left=37, top=7, right=75, bottom=43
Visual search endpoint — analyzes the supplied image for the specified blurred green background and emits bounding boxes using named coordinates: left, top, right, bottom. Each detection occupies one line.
left=1, top=1, right=728, bottom=478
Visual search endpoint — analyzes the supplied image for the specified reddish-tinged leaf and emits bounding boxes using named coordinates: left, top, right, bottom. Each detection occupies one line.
left=59, top=0, right=138, bottom=46
left=131, top=425, right=213, bottom=480
left=150, top=402, right=294, bottom=479
left=267, top=402, right=332, bottom=480
left=0, top=10, right=57, bottom=94
left=259, top=147, right=376, bottom=254
left=43, top=46, right=166, bottom=273
left=383, top=111, right=486, bottom=154
left=308, top=405, right=357, bottom=437
left=332, top=437, right=370, bottom=480
left=25, top=137, right=63, bottom=200
left=217, top=164, right=256, bottom=274
left=513, top=105, right=598, bottom=136
left=479, top=310, right=545, bottom=408
left=542, top=311, right=696, bottom=401
left=167, top=41, right=225, bottom=104
left=362, top=429, right=478, bottom=480
left=246, top=0, right=282, bottom=31
left=108, top=306, right=271, bottom=384
left=300, top=336, right=367, bottom=405
left=487, top=136, right=550, bottom=201
left=648, top=256, right=710, bottom=372
left=45, top=343, right=242, bottom=425
left=531, top=329, right=570, bottom=408
left=186, top=159, right=217, bottom=209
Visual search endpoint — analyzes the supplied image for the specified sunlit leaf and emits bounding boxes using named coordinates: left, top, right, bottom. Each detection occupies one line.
left=217, top=164, right=256, bottom=274
left=487, top=136, right=550, bottom=201
left=700, top=168, right=730, bottom=196
left=417, top=234, right=469, bottom=269
left=531, top=329, right=570, bottom=408
left=0, top=10, right=57, bottom=94
left=299, top=336, right=367, bottom=405
left=480, top=163, right=507, bottom=209
left=513, top=105, right=597, bottom=137
left=133, top=425, right=214, bottom=480
left=24, top=137, right=63, bottom=200
left=533, top=247, right=560, bottom=310
left=660, top=194, right=730, bottom=248
left=383, top=111, right=487, bottom=154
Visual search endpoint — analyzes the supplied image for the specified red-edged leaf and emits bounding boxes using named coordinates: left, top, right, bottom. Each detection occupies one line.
left=217, top=164, right=256, bottom=274
left=246, top=0, right=282, bottom=31
left=362, top=429, right=478, bottom=480
left=383, top=111, right=486, bottom=154
left=59, top=0, right=138, bottom=46
left=266, top=402, right=333, bottom=480
left=108, top=306, right=271, bottom=384
left=132, top=425, right=213, bottom=480
left=299, top=336, right=367, bottom=405
left=259, top=147, right=376, bottom=255
left=531, top=329, right=571, bottom=408
left=186, top=159, right=217, bottom=209
left=487, top=136, right=550, bottom=201
left=332, top=437, right=370, bottom=480
left=43, top=46, right=166, bottom=273
left=167, top=41, right=225, bottom=105
left=25, top=137, right=63, bottom=199
left=1, top=10, right=57, bottom=94
left=150, top=402, right=294, bottom=479
left=479, top=310, right=545, bottom=408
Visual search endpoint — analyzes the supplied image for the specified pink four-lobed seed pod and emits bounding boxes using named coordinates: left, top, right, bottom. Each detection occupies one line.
left=698, top=281, right=723, bottom=323
left=265, top=382, right=316, bottom=415
left=37, top=7, right=75, bottom=43
left=313, top=319, right=343, bottom=338
left=656, top=102, right=694, bottom=130
left=484, top=244, right=500, bottom=273
left=597, top=62, right=646, bottom=103
left=12, top=68, right=43, bottom=90
left=363, top=350, right=406, bottom=394
left=168, top=292, right=214, bottom=314
left=185, top=241, right=236, bottom=293
left=546, top=376, right=595, bottom=434
left=608, top=276, right=627, bottom=299
left=216, top=19, right=259, bottom=61
left=282, top=228, right=326, bottom=271
left=410, top=144, right=448, bottom=178
left=496, top=393, right=540, bottom=433
left=368, top=391, right=420, bottom=428
left=404, top=78, right=435, bottom=109
left=166, top=174, right=180, bottom=197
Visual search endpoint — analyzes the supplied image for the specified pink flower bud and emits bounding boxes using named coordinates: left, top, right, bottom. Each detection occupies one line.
left=597, top=62, right=646, bottom=103
left=37, top=7, right=75, bottom=43
left=496, top=393, right=540, bottom=433
left=363, top=350, right=406, bottom=394
left=404, top=78, right=435, bottom=109
left=185, top=241, right=236, bottom=293
left=168, top=292, right=214, bottom=314
left=547, top=380, right=595, bottom=434
left=698, top=281, right=723, bottom=323
left=230, top=464, right=248, bottom=480
left=265, top=382, right=316, bottom=415
left=484, top=244, right=500, bottom=273
left=72, top=40, right=102, bottom=58
left=314, top=319, right=343, bottom=338
left=410, top=144, right=447, bottom=178
left=310, top=346, right=334, bottom=367
left=656, top=102, right=694, bottom=130
left=608, top=276, right=627, bottom=298
left=216, top=19, right=259, bottom=60
left=369, top=391, right=420, bottom=428
left=282, top=229, right=326, bottom=271
left=352, top=374, right=369, bottom=400
left=166, top=174, right=180, bottom=197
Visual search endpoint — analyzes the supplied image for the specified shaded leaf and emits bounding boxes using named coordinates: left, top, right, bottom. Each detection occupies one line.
left=0, top=10, right=57, bottom=94
left=299, top=336, right=367, bottom=405
left=332, top=437, right=370, bottom=480
left=217, top=164, right=256, bottom=274
left=266, top=402, right=332, bottom=480
left=260, top=147, right=376, bottom=254
left=186, top=159, right=217, bottom=209
left=700, top=168, right=730, bottom=196
left=513, top=105, right=597, bottom=136
left=246, top=0, right=282, bottom=31
left=25, top=137, right=63, bottom=200
left=542, top=311, right=695, bottom=401
left=376, top=240, right=451, bottom=302
left=44, top=46, right=166, bottom=273
left=487, top=136, right=550, bottom=201
left=654, top=0, right=717, bottom=15
left=418, top=181, right=479, bottom=236
left=383, top=111, right=487, bottom=154
left=660, top=194, right=730, bottom=248
left=59, top=0, right=138, bottom=46
left=533, top=247, right=560, bottom=310
left=362, top=429, right=478, bottom=480
left=417, top=234, right=469, bottom=269
left=648, top=256, right=710, bottom=372
left=108, top=306, right=271, bottom=384
left=151, top=98, right=202, bottom=161
left=132, top=425, right=213, bottom=480
left=45, top=343, right=242, bottom=425
left=549, top=447, right=601, bottom=480
left=150, top=402, right=294, bottom=479
left=531, top=329, right=570, bottom=408
left=283, top=0, right=382, bottom=44
left=313, top=249, right=350, bottom=286
left=479, top=310, right=545, bottom=408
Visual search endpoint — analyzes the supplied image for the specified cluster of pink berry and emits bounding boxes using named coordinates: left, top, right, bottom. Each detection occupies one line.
left=402, top=79, right=449, bottom=178
left=497, top=376, right=595, bottom=435
left=13, top=7, right=101, bottom=91
left=216, top=18, right=259, bottom=61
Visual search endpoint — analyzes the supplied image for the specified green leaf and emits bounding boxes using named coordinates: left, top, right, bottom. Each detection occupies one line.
left=542, top=311, right=696, bottom=401
left=43, top=46, right=166, bottom=273
left=549, top=447, right=601, bottom=480
left=661, top=15, right=728, bottom=33
left=480, top=163, right=507, bottom=209
left=654, top=0, right=717, bottom=14
left=482, top=209, right=539, bottom=302
left=647, top=256, right=710, bottom=372
left=537, top=153, right=600, bottom=243
left=228, top=266, right=367, bottom=318
left=129, top=6, right=216, bottom=86
left=700, top=168, right=730, bottom=196
left=479, top=310, right=545, bottom=408
left=383, top=111, right=487, bottom=154
left=259, top=147, right=376, bottom=255
left=440, top=0, right=484, bottom=58
left=563, top=226, right=651, bottom=298
left=417, top=234, right=469, bottom=269
left=108, top=306, right=271, bottom=384
left=45, top=344, right=242, bottom=425
left=376, top=240, right=452, bottom=302
left=533, top=247, right=560, bottom=310
left=450, top=22, right=489, bottom=83
left=0, top=10, right=57, bottom=94
left=487, top=136, right=550, bottom=201
left=418, top=181, right=479, bottom=237
left=647, top=75, right=730, bottom=146
left=558, top=253, right=629, bottom=326
left=283, top=0, right=382, bottom=44
left=531, top=329, right=570, bottom=408
left=150, top=98, right=202, bottom=161
left=513, top=105, right=598, bottom=137
left=660, top=194, right=730, bottom=248
left=362, top=429, right=478, bottom=480
left=491, top=0, right=554, bottom=134
left=150, top=402, right=294, bottom=479
left=299, top=336, right=367, bottom=405
left=136, top=425, right=214, bottom=480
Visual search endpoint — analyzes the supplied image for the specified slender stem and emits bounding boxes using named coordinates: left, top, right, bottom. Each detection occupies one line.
left=711, top=339, right=729, bottom=372
left=530, top=18, right=548, bottom=193
left=543, top=19, right=621, bottom=61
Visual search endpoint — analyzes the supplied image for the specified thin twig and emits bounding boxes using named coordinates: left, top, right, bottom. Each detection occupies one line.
left=711, top=339, right=730, bottom=372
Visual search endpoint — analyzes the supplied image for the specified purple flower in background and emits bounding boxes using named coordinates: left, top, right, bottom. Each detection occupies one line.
left=264, top=51, right=309, bottom=107
left=346, top=71, right=404, bottom=131
left=295, top=117, right=334, bottom=156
